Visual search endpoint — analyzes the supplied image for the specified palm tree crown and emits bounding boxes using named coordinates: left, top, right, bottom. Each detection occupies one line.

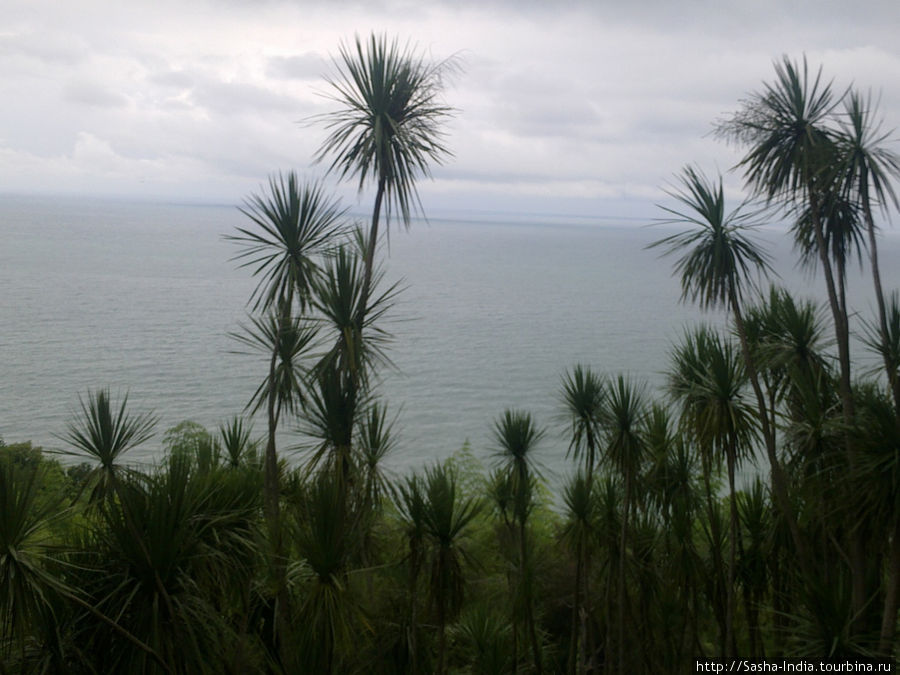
left=315, top=33, right=457, bottom=228
left=228, top=172, right=345, bottom=313
left=650, top=165, right=773, bottom=311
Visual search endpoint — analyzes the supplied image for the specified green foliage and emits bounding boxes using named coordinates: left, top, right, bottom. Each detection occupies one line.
left=650, top=165, right=773, bottom=310
left=227, top=172, right=345, bottom=314
left=315, top=33, right=457, bottom=227
left=59, top=389, right=157, bottom=504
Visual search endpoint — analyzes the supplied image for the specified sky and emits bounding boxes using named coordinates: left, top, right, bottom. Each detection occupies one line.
left=2, top=0, right=899, bottom=219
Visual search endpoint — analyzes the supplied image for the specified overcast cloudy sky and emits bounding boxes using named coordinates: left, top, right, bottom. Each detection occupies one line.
left=2, top=0, right=899, bottom=217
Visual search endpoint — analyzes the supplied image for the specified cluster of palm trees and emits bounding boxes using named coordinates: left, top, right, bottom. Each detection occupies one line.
left=2, top=47, right=900, bottom=673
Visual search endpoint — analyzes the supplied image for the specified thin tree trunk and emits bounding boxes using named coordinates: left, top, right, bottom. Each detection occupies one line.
left=360, top=174, right=386, bottom=314
left=879, top=520, right=900, bottom=657
left=617, top=475, right=631, bottom=674
left=726, top=442, right=738, bottom=658
left=807, top=191, right=871, bottom=631
left=520, top=518, right=543, bottom=675
left=569, top=539, right=583, bottom=675
left=701, top=454, right=727, bottom=657
left=862, top=190, right=900, bottom=417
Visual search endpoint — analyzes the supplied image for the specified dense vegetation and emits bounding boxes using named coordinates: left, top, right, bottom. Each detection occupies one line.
left=2, top=40, right=899, bottom=673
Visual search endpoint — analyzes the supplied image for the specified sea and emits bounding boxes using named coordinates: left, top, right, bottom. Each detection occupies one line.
left=2, top=193, right=899, bottom=482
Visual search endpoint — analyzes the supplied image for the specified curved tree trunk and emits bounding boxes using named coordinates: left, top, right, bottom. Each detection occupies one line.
left=862, top=188, right=900, bottom=416
left=806, top=189, right=871, bottom=632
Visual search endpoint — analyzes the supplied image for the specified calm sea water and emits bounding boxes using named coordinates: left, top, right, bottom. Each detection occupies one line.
left=2, top=194, right=899, bottom=479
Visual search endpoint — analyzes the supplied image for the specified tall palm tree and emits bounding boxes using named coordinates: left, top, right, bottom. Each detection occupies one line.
left=314, top=33, right=457, bottom=307
left=717, top=55, right=884, bottom=631
left=835, top=89, right=900, bottom=413
left=228, top=173, right=343, bottom=529
left=649, top=166, right=809, bottom=572
left=228, top=173, right=343, bottom=662
left=493, top=409, right=545, bottom=675
left=668, top=327, right=756, bottom=656
left=600, top=375, right=647, bottom=674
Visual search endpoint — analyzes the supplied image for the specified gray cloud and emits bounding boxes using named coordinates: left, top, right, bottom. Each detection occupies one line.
left=266, top=53, right=330, bottom=80
left=1, top=0, right=898, bottom=211
left=64, top=82, right=129, bottom=108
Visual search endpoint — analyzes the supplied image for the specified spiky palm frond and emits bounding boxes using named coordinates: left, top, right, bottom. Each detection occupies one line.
left=862, top=291, right=900, bottom=383
left=668, top=326, right=756, bottom=457
left=227, top=173, right=345, bottom=313
left=290, top=471, right=362, bottom=673
left=299, top=359, right=365, bottom=480
left=716, top=55, right=841, bottom=201
left=230, top=311, right=319, bottom=418
left=58, top=389, right=157, bottom=504
left=835, top=89, right=900, bottom=214
left=650, top=165, right=774, bottom=311
left=312, top=238, right=400, bottom=386
left=492, top=409, right=545, bottom=484
left=422, top=462, right=481, bottom=620
left=602, top=375, right=648, bottom=480
left=85, top=456, right=258, bottom=673
left=219, top=416, right=258, bottom=469
left=314, top=33, right=457, bottom=228
left=356, top=400, right=398, bottom=510
left=450, top=605, right=513, bottom=675
left=560, top=470, right=597, bottom=552
left=751, top=287, right=831, bottom=376
left=0, top=458, right=69, bottom=659
left=560, top=365, right=605, bottom=477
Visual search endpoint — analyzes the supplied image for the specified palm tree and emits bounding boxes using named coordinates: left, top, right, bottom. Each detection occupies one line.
left=290, top=470, right=363, bottom=674
left=717, top=55, right=888, bottom=632
left=85, top=455, right=258, bottom=673
left=228, top=173, right=345, bottom=315
left=835, top=89, right=900, bottom=413
left=59, top=389, right=157, bottom=504
left=560, top=365, right=606, bottom=485
left=228, top=173, right=343, bottom=662
left=314, top=33, right=457, bottom=307
left=311, top=232, right=400, bottom=391
left=219, top=416, right=258, bottom=469
left=649, top=166, right=810, bottom=573
left=560, top=470, right=597, bottom=675
left=228, top=173, right=343, bottom=520
left=668, top=326, right=756, bottom=656
left=600, top=375, right=647, bottom=674
left=394, top=473, right=428, bottom=674
left=421, top=462, right=481, bottom=675
left=493, top=409, right=545, bottom=674
left=231, top=311, right=318, bottom=526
